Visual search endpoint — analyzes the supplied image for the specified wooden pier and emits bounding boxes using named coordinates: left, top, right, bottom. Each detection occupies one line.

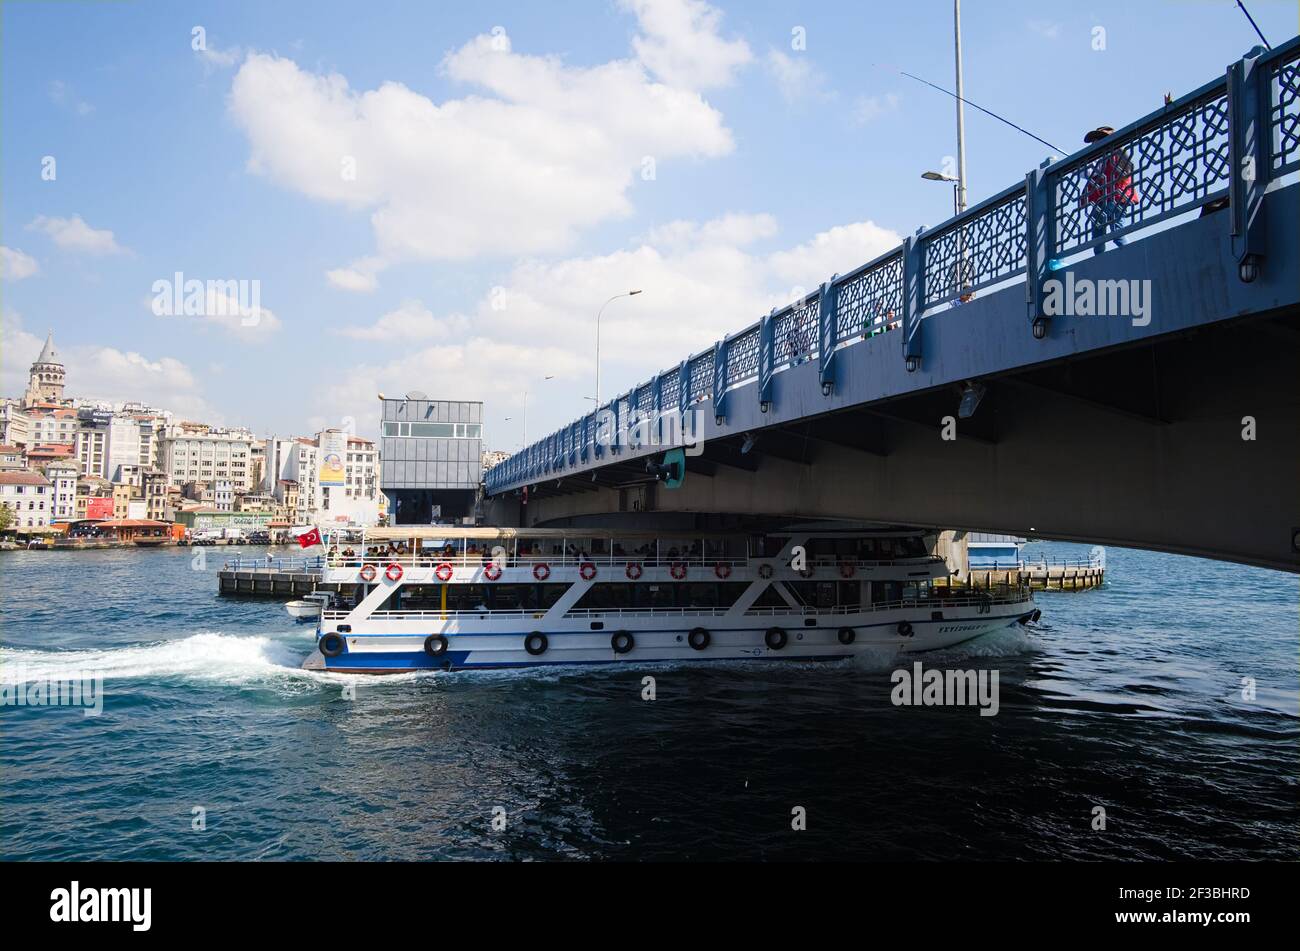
left=965, top=561, right=1104, bottom=591
left=216, top=555, right=359, bottom=600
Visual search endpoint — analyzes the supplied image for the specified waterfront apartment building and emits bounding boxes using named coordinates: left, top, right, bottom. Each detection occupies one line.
left=0, top=470, right=52, bottom=529
left=0, top=401, right=29, bottom=447
left=43, top=461, right=78, bottom=521
left=28, top=407, right=78, bottom=446
left=379, top=397, right=482, bottom=524
left=142, top=469, right=170, bottom=522
left=160, top=426, right=256, bottom=494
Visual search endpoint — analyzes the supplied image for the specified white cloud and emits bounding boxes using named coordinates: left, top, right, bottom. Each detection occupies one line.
left=1, top=247, right=39, bottom=281
left=314, top=213, right=902, bottom=441
left=851, top=93, right=900, bottom=125
left=1, top=311, right=217, bottom=421
left=325, top=259, right=383, bottom=293
left=622, top=0, right=753, bottom=90
left=27, top=214, right=126, bottom=255
left=644, top=212, right=777, bottom=249
left=228, top=8, right=740, bottom=281
left=335, top=299, right=468, bottom=341
left=768, top=220, right=902, bottom=287
left=766, top=50, right=828, bottom=103
left=199, top=43, right=243, bottom=68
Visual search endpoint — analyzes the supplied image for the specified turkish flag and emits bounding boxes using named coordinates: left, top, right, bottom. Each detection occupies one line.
left=297, top=527, right=322, bottom=548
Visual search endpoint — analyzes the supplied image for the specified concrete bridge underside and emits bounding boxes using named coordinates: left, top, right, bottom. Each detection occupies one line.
left=492, top=305, right=1300, bottom=573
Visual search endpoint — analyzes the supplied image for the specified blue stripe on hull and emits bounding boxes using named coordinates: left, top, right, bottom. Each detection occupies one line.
left=319, top=611, right=1036, bottom=673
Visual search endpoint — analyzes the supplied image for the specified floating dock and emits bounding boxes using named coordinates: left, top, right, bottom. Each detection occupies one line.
left=216, top=555, right=359, bottom=599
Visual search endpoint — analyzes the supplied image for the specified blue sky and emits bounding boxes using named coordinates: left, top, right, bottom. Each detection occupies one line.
left=2, top=0, right=1294, bottom=448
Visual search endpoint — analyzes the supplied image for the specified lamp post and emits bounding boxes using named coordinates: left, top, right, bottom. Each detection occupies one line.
left=595, top=290, right=642, bottom=407
left=521, top=375, right=554, bottom=446
left=953, top=0, right=968, bottom=213
left=921, top=170, right=961, bottom=215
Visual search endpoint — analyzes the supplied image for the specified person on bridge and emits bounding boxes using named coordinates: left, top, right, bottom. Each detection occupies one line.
left=1080, top=125, right=1137, bottom=255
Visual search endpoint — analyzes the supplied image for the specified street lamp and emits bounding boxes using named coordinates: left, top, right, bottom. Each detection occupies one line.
left=921, top=170, right=961, bottom=215
left=953, top=0, right=968, bottom=213
left=521, top=375, right=555, bottom=445
left=595, top=290, right=642, bottom=407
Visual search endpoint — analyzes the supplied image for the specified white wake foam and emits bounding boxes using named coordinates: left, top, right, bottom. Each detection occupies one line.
left=1, top=632, right=324, bottom=686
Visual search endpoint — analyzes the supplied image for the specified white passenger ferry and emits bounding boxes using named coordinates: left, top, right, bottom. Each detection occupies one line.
left=308, top=527, right=1038, bottom=673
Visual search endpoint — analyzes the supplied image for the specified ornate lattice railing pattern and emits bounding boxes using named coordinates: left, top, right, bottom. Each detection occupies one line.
left=725, top=325, right=761, bottom=387
left=1053, top=90, right=1231, bottom=255
left=772, top=296, right=819, bottom=369
left=835, top=254, right=903, bottom=342
left=1270, top=48, right=1300, bottom=174
left=923, top=189, right=1027, bottom=305
left=686, top=352, right=713, bottom=403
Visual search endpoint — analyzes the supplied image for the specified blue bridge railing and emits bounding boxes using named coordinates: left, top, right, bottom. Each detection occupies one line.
left=487, top=38, right=1300, bottom=495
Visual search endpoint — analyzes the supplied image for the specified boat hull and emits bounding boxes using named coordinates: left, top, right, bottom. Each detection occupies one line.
left=315, top=604, right=1036, bottom=673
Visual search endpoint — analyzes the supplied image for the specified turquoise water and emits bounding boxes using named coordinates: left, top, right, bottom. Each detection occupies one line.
left=0, top=542, right=1295, bottom=860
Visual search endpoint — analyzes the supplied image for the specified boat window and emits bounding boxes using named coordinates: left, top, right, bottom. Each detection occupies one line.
left=445, top=584, right=488, bottom=612
left=901, top=581, right=931, bottom=602
left=750, top=584, right=788, bottom=608
left=872, top=581, right=902, bottom=605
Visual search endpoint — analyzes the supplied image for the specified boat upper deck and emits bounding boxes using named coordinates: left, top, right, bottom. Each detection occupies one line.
left=326, top=525, right=943, bottom=572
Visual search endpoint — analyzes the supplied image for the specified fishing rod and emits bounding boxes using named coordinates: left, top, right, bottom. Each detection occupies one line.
left=1235, top=0, right=1271, bottom=49
left=880, top=63, right=1066, bottom=155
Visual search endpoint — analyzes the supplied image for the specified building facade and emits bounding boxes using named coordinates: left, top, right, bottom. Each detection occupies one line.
left=43, top=461, right=79, bottom=521
left=160, top=427, right=256, bottom=494
left=379, top=398, right=482, bottom=524
left=0, top=470, right=52, bottom=529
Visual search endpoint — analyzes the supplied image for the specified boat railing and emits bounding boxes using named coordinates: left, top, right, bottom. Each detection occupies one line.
left=223, top=555, right=325, bottom=572
left=320, top=551, right=947, bottom=571
left=318, top=587, right=1031, bottom=623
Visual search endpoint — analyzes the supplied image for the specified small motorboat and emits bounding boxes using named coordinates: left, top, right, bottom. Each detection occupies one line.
left=285, top=600, right=319, bottom=619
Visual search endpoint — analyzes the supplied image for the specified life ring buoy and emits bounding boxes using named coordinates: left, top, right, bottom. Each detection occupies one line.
left=423, top=634, right=449, bottom=657
left=484, top=562, right=502, bottom=581
left=839, top=562, right=856, bottom=579
left=714, top=562, right=732, bottom=579
left=533, top=563, right=550, bottom=581
left=758, top=563, right=774, bottom=579
left=358, top=563, right=377, bottom=583
left=764, top=627, right=788, bottom=650
left=837, top=627, right=856, bottom=645
left=897, top=620, right=914, bottom=638
left=435, top=562, right=453, bottom=582
left=319, top=632, right=346, bottom=657
left=610, top=630, right=634, bottom=654
left=670, top=562, right=687, bottom=580
left=688, top=627, right=710, bottom=651
left=625, top=562, right=643, bottom=580
left=579, top=562, right=597, bottom=581
left=385, top=563, right=404, bottom=582
left=524, top=632, right=548, bottom=656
